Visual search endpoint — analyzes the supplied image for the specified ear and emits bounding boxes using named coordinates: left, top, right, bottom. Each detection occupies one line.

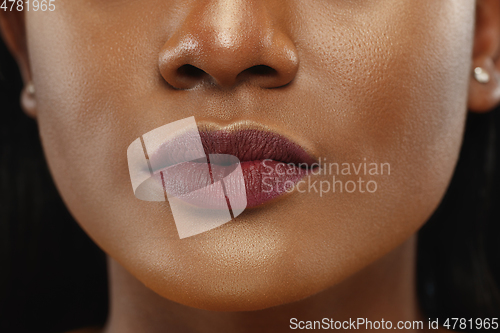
left=468, top=0, right=500, bottom=113
left=0, top=10, right=36, bottom=118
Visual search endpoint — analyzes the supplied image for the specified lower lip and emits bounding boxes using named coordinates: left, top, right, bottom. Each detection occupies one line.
left=240, top=160, right=309, bottom=208
left=158, top=159, right=310, bottom=210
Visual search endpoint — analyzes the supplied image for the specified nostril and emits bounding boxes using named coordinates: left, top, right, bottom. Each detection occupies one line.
left=244, top=65, right=277, bottom=77
left=237, top=65, right=284, bottom=88
left=177, top=64, right=208, bottom=80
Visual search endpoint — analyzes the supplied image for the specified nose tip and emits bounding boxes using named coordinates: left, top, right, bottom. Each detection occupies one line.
left=158, top=5, right=299, bottom=90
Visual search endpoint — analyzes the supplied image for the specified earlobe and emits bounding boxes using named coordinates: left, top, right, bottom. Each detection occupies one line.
left=468, top=0, right=500, bottom=113
left=468, top=57, right=500, bottom=113
left=21, top=81, right=36, bottom=118
left=0, top=10, right=37, bottom=118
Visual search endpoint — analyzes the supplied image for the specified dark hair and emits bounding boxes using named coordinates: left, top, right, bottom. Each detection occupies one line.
left=0, top=41, right=108, bottom=332
left=417, top=109, right=500, bottom=321
left=1, top=38, right=499, bottom=332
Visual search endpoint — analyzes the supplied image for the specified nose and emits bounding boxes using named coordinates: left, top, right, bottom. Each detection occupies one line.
left=158, top=1, right=299, bottom=90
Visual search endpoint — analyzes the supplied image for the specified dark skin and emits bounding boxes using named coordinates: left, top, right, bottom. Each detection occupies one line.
left=2, top=0, right=500, bottom=332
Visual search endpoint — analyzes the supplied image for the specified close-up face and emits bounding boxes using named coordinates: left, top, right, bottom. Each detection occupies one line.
left=22, top=0, right=475, bottom=311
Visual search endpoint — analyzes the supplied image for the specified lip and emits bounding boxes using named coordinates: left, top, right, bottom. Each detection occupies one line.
left=149, top=123, right=318, bottom=209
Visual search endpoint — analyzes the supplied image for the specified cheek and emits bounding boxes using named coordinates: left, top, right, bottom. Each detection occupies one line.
left=295, top=0, right=474, bottom=213
left=263, top=0, right=476, bottom=285
left=25, top=5, right=168, bottom=246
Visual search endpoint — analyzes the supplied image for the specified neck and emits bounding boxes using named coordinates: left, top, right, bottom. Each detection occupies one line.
left=103, top=235, right=424, bottom=333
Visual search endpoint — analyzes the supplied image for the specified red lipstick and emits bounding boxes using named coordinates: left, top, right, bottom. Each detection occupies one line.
left=149, top=126, right=317, bottom=209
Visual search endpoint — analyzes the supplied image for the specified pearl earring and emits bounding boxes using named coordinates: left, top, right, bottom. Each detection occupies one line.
left=26, top=82, right=35, bottom=95
left=473, top=67, right=490, bottom=84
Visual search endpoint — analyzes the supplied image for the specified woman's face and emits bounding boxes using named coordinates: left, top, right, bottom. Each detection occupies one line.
left=25, top=0, right=474, bottom=310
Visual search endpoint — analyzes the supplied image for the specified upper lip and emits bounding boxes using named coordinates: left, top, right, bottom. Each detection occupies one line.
left=149, top=121, right=318, bottom=171
left=198, top=128, right=317, bottom=166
